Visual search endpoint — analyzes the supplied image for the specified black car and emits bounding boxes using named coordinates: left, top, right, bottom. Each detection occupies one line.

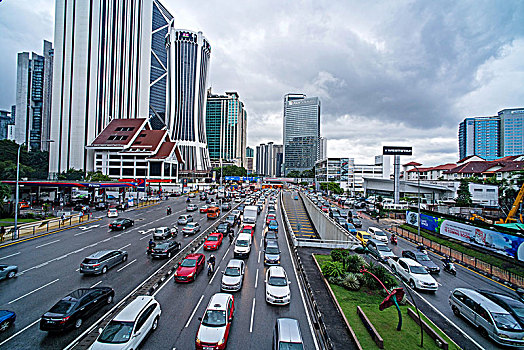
left=151, top=240, right=181, bottom=259
left=264, top=230, right=278, bottom=248
left=200, top=194, right=207, bottom=201
left=94, top=202, right=108, bottom=210
left=225, top=215, right=236, bottom=227
left=108, top=218, right=134, bottom=231
left=73, top=204, right=90, bottom=212
left=40, top=287, right=114, bottom=332
left=402, top=250, right=440, bottom=274
left=216, top=222, right=232, bottom=235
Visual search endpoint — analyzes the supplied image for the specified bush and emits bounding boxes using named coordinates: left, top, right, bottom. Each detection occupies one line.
left=327, top=275, right=344, bottom=286
left=346, top=255, right=366, bottom=273
left=341, top=273, right=361, bottom=291
left=361, top=264, right=399, bottom=291
left=321, top=261, right=345, bottom=279
left=330, top=249, right=349, bottom=262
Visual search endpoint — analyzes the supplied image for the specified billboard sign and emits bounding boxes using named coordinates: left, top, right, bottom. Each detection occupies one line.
left=406, top=211, right=524, bottom=261
left=383, top=146, right=412, bottom=156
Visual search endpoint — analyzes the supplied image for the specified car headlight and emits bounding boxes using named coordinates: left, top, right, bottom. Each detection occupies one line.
left=196, top=337, right=201, bottom=344
left=499, top=334, right=509, bottom=339
left=217, top=338, right=225, bottom=346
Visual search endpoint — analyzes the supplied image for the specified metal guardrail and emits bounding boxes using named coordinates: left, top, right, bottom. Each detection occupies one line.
left=66, top=203, right=239, bottom=349
left=280, top=192, right=334, bottom=350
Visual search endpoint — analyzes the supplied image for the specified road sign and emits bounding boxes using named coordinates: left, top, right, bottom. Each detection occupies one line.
left=383, top=146, right=412, bottom=156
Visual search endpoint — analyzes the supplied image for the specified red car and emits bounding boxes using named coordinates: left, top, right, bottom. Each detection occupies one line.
left=174, top=253, right=205, bottom=283
left=266, top=214, right=277, bottom=224
left=200, top=205, right=209, bottom=213
left=321, top=206, right=329, bottom=213
left=204, top=232, right=223, bottom=250
left=195, top=293, right=235, bottom=350
left=240, top=225, right=254, bottom=237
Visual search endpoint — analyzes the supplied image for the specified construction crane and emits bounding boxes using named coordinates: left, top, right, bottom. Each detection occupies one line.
left=498, top=183, right=524, bottom=224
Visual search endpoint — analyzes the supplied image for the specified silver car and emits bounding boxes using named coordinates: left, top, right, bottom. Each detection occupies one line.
left=153, top=227, right=173, bottom=240
left=182, top=222, right=201, bottom=236
left=0, top=264, right=18, bottom=280
left=80, top=250, right=128, bottom=275
left=178, top=214, right=193, bottom=225
left=221, top=259, right=245, bottom=292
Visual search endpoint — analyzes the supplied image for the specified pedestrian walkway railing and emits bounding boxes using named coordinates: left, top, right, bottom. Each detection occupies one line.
left=391, top=225, right=524, bottom=289
left=280, top=193, right=334, bottom=350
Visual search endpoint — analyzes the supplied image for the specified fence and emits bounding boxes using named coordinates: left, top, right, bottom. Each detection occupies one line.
left=391, top=226, right=524, bottom=289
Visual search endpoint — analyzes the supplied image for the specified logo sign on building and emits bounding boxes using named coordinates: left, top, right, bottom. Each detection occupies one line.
left=224, top=176, right=259, bottom=182
left=383, top=146, right=412, bottom=156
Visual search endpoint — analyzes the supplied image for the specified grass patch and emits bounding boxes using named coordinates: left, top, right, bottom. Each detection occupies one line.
left=399, top=224, right=524, bottom=276
left=315, top=254, right=459, bottom=350
left=0, top=217, right=54, bottom=227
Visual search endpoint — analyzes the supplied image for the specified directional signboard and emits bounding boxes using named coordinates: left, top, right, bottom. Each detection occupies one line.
left=383, top=146, right=412, bottom=156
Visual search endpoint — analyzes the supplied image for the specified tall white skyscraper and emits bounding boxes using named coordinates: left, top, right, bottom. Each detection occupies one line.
left=166, top=24, right=212, bottom=174
left=48, top=0, right=172, bottom=177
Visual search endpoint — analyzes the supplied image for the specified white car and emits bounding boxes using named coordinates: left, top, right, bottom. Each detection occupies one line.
left=107, top=208, right=118, bottom=218
left=390, top=257, right=438, bottom=292
left=231, top=210, right=241, bottom=220
left=368, top=227, right=388, bottom=243
left=153, top=227, right=173, bottom=240
left=91, top=296, right=161, bottom=350
left=195, top=293, right=235, bottom=349
left=221, top=259, right=245, bottom=292
left=265, top=266, right=291, bottom=305
left=177, top=214, right=193, bottom=225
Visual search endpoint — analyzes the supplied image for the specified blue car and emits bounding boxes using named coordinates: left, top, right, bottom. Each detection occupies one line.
left=0, top=310, right=16, bottom=332
left=294, top=196, right=299, bottom=200
left=344, top=223, right=357, bottom=235
left=268, top=220, right=279, bottom=231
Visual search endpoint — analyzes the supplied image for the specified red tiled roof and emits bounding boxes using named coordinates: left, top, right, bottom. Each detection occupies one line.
left=403, top=161, right=422, bottom=166
left=430, top=163, right=457, bottom=170
left=91, top=119, right=147, bottom=146
left=445, top=161, right=524, bottom=174
left=128, top=130, right=166, bottom=152
left=148, top=142, right=175, bottom=159
left=493, top=156, right=520, bottom=162
left=457, top=155, right=485, bottom=164
left=407, top=167, right=432, bottom=172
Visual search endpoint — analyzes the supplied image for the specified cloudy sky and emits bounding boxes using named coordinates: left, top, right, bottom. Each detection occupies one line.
left=1, top=0, right=523, bottom=166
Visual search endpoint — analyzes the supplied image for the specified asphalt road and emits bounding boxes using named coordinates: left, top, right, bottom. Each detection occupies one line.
left=0, top=195, right=234, bottom=349
left=141, top=191, right=317, bottom=350
left=359, top=214, right=520, bottom=350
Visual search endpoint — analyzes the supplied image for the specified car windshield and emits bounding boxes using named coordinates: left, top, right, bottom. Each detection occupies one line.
left=207, top=236, right=219, bottom=241
left=410, top=266, right=429, bottom=274
left=225, top=267, right=240, bottom=276
left=186, top=223, right=196, bottom=228
left=266, top=246, right=279, bottom=254
left=113, top=220, right=124, bottom=224
left=49, top=301, right=74, bottom=314
left=492, top=313, right=523, bottom=331
left=155, top=229, right=165, bottom=234
left=98, top=321, right=134, bottom=344
left=218, top=224, right=228, bottom=230
left=267, top=233, right=277, bottom=239
left=279, top=342, right=304, bottom=349
left=179, top=216, right=186, bottom=220
left=347, top=224, right=355, bottom=229
left=242, top=229, right=251, bottom=234
left=361, top=234, right=370, bottom=239
left=376, top=231, right=386, bottom=236
left=155, top=243, right=169, bottom=249
left=237, top=239, right=249, bottom=247
left=377, top=245, right=391, bottom=252
left=202, top=310, right=227, bottom=327
left=270, top=220, right=278, bottom=226
left=226, top=216, right=235, bottom=221
left=415, top=254, right=431, bottom=261
left=269, top=276, right=288, bottom=286
left=181, top=259, right=197, bottom=267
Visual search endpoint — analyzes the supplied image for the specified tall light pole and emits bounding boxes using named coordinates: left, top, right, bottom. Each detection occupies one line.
left=412, top=165, right=421, bottom=236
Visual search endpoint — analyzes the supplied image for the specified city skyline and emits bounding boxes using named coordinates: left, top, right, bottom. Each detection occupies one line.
left=1, top=1, right=524, bottom=166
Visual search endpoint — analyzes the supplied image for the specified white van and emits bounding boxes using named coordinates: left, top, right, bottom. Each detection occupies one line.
left=368, top=227, right=388, bottom=243
left=234, top=233, right=252, bottom=259
left=91, top=296, right=161, bottom=350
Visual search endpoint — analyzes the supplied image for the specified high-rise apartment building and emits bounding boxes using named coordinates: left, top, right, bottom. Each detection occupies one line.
left=256, top=142, right=283, bottom=177
left=246, top=147, right=254, bottom=174
left=500, top=108, right=524, bottom=156
left=15, top=40, right=53, bottom=151
left=283, top=93, right=320, bottom=175
left=319, top=136, right=327, bottom=160
left=206, top=90, right=247, bottom=168
left=49, top=0, right=172, bottom=177
left=0, top=110, right=14, bottom=140
left=166, top=25, right=212, bottom=174
left=458, top=116, right=500, bottom=160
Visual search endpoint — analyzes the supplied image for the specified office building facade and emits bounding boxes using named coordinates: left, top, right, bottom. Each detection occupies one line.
left=283, top=94, right=320, bottom=175
left=206, top=90, right=247, bottom=168
left=319, top=137, right=327, bottom=160
left=15, top=40, right=54, bottom=151
left=458, top=116, right=500, bottom=160
left=166, top=25, right=211, bottom=174
left=500, top=108, right=524, bottom=156
left=256, top=142, right=283, bottom=177
left=0, top=110, right=15, bottom=140
left=49, top=0, right=172, bottom=177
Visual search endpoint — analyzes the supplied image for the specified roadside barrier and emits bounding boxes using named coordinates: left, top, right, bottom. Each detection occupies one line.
left=280, top=193, right=334, bottom=350
left=390, top=225, right=524, bottom=289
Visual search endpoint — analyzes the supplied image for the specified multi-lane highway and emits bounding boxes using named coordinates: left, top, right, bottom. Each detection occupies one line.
left=0, top=190, right=316, bottom=350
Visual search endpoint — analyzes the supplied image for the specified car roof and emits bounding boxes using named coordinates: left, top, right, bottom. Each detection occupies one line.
left=266, top=240, right=279, bottom=248
left=358, top=231, right=370, bottom=236
left=86, top=250, right=117, bottom=259
left=399, top=258, right=423, bottom=267
left=63, top=288, right=99, bottom=302
left=113, top=296, right=156, bottom=322
left=207, top=293, right=232, bottom=311
left=209, top=232, right=221, bottom=237
left=156, top=227, right=167, bottom=230
left=268, top=266, right=286, bottom=277
left=226, top=259, right=244, bottom=268
left=237, top=233, right=251, bottom=239
left=277, top=318, right=302, bottom=343
left=185, top=253, right=204, bottom=260
left=454, top=289, right=511, bottom=314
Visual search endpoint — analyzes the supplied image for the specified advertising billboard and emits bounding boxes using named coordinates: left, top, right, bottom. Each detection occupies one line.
left=406, top=211, right=524, bottom=261
left=383, top=146, right=412, bottom=156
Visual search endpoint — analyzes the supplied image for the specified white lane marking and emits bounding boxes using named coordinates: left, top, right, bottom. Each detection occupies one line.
left=8, top=278, right=59, bottom=304
left=75, top=268, right=79, bottom=271
left=87, top=242, right=99, bottom=248
left=114, top=233, right=123, bottom=238
left=74, top=231, right=87, bottom=236
left=185, top=295, right=205, bottom=328
left=117, top=259, right=136, bottom=272
left=35, top=239, right=60, bottom=249
left=91, top=280, right=102, bottom=288
left=411, top=288, right=484, bottom=349
left=249, top=298, right=256, bottom=333
left=139, top=228, right=155, bottom=235
left=118, top=244, right=132, bottom=250
left=209, top=263, right=222, bottom=284
left=258, top=250, right=261, bottom=264
left=199, top=217, right=206, bottom=221
left=0, top=252, right=20, bottom=260
left=79, top=224, right=100, bottom=231
left=260, top=237, right=263, bottom=246
left=140, top=235, right=150, bottom=240
left=101, top=238, right=111, bottom=243
left=221, top=247, right=230, bottom=261
left=0, top=318, right=40, bottom=347
left=254, top=269, right=259, bottom=289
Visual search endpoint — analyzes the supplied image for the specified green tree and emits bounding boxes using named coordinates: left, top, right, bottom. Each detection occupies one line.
left=58, top=168, right=85, bottom=180
left=0, top=140, right=49, bottom=180
left=212, top=165, right=248, bottom=181
left=321, top=261, right=345, bottom=278
left=320, top=182, right=344, bottom=195
left=300, top=168, right=315, bottom=178
left=286, top=170, right=301, bottom=178
left=456, top=179, right=472, bottom=207
left=86, top=171, right=112, bottom=182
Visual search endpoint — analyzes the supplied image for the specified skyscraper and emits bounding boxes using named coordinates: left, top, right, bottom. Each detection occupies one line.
left=256, top=142, right=283, bottom=177
left=319, top=136, right=327, bottom=160
left=49, top=0, right=173, bottom=177
left=283, top=93, right=320, bottom=174
left=166, top=25, right=211, bottom=174
left=500, top=108, right=524, bottom=156
left=15, top=40, right=53, bottom=151
left=458, top=116, right=500, bottom=160
left=206, top=90, right=247, bottom=168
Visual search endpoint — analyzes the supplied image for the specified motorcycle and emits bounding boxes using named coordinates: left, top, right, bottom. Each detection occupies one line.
left=186, top=197, right=191, bottom=203
left=207, top=262, right=214, bottom=276
left=167, top=207, right=172, bottom=215
left=390, top=235, right=398, bottom=245
left=417, top=244, right=428, bottom=255
left=442, top=259, right=456, bottom=275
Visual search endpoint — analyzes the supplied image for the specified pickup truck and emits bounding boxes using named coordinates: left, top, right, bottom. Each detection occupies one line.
left=388, top=257, right=438, bottom=292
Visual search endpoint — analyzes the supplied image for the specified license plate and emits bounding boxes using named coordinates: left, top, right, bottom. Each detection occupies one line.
left=204, top=347, right=214, bottom=350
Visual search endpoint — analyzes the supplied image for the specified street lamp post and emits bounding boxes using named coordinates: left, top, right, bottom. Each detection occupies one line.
left=412, top=165, right=421, bottom=236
